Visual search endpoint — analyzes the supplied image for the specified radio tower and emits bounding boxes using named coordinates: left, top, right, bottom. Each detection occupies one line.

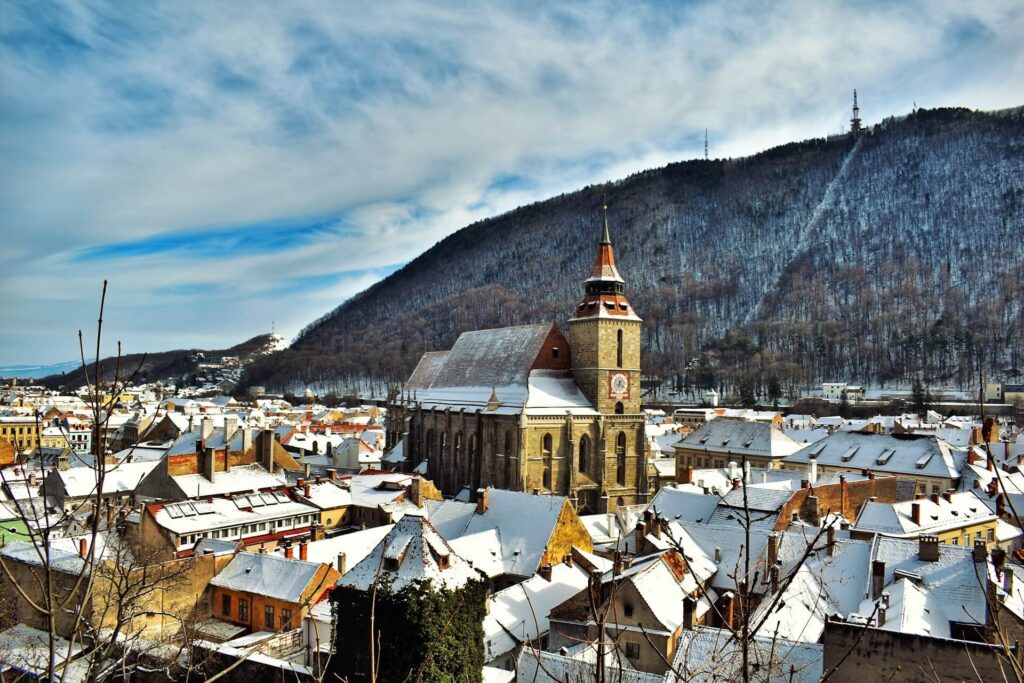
left=704, top=128, right=708, bottom=160
left=850, top=89, right=863, bottom=136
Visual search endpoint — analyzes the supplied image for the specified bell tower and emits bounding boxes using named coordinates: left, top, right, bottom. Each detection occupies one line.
left=568, top=205, right=642, bottom=415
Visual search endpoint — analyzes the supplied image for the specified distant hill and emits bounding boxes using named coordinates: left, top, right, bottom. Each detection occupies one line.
left=239, top=107, right=1019, bottom=396
left=37, top=334, right=284, bottom=390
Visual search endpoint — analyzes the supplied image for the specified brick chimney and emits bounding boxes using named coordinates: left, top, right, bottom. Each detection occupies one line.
left=918, top=535, right=940, bottom=562
left=300, top=540, right=308, bottom=561
left=732, top=478, right=741, bottom=490
left=683, top=597, right=695, bottom=629
left=973, top=539, right=988, bottom=563
left=911, top=502, right=921, bottom=526
left=679, top=465, right=693, bottom=484
left=539, top=563, right=553, bottom=581
left=284, top=542, right=294, bottom=559
left=943, top=489, right=954, bottom=503
left=930, top=493, right=940, bottom=505
left=476, top=488, right=488, bottom=515
left=203, top=446, right=216, bottom=483
left=767, top=533, right=778, bottom=569
left=79, top=537, right=88, bottom=558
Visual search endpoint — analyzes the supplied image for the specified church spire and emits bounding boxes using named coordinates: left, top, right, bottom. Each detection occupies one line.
left=601, top=202, right=611, bottom=245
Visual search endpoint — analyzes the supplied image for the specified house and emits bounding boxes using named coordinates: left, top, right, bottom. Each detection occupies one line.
left=783, top=431, right=964, bottom=499
left=673, top=418, right=802, bottom=476
left=209, top=552, right=339, bottom=633
left=140, top=491, right=321, bottom=558
left=423, top=487, right=593, bottom=585
left=852, top=491, right=1001, bottom=547
left=547, top=548, right=716, bottom=674
left=42, top=460, right=159, bottom=514
left=483, top=551, right=607, bottom=669
left=330, top=514, right=487, bottom=682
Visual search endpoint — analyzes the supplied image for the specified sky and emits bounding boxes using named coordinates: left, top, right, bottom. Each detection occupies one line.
left=2, top=1, right=1023, bottom=366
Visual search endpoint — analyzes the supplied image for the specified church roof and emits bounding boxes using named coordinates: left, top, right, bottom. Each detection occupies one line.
left=406, top=351, right=450, bottom=391
left=427, top=323, right=556, bottom=390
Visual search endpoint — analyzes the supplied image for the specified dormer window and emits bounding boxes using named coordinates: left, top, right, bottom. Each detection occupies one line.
left=552, top=347, right=560, bottom=359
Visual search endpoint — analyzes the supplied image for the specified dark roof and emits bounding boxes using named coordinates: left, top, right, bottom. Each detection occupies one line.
left=406, top=351, right=450, bottom=391
left=425, top=323, right=555, bottom=389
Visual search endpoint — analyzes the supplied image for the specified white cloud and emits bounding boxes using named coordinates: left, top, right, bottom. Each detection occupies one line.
left=2, top=0, right=1022, bottom=363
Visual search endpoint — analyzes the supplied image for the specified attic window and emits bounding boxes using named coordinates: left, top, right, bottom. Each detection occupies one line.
left=624, top=603, right=634, bottom=618
left=578, top=303, right=585, bottom=310
left=437, top=554, right=450, bottom=570
left=876, top=449, right=894, bottom=465
left=743, top=439, right=754, bottom=448
left=915, top=453, right=933, bottom=469
left=604, top=301, right=615, bottom=310
left=840, top=446, right=859, bottom=462
left=588, top=302, right=597, bottom=310
left=618, top=303, right=628, bottom=311
left=552, top=347, right=560, bottom=359
left=384, top=557, right=400, bottom=570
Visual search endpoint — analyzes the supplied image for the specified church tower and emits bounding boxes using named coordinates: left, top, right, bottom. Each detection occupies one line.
left=568, top=206, right=642, bottom=415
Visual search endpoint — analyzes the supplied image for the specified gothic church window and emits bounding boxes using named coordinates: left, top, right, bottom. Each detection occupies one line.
left=616, top=431, right=626, bottom=485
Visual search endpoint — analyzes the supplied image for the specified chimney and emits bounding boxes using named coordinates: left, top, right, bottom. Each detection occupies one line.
left=242, top=427, right=252, bottom=454
left=839, top=475, right=848, bottom=518
left=871, top=560, right=885, bottom=599
left=679, top=465, right=693, bottom=484
left=943, top=489, right=954, bottom=503
left=1004, top=567, right=1015, bottom=596
left=767, top=533, right=779, bottom=569
left=200, top=416, right=214, bottom=441
left=732, top=478, right=741, bottom=490
left=827, top=526, right=836, bottom=556
left=877, top=606, right=887, bottom=627
left=652, top=516, right=662, bottom=540
left=300, top=540, right=308, bottom=562
left=930, top=493, right=940, bottom=505
left=613, top=550, right=624, bottom=576
left=304, top=484, right=311, bottom=498
left=918, top=535, right=939, bottom=562
left=224, top=415, right=238, bottom=441
left=683, top=597, right=695, bottom=629
left=744, top=461, right=751, bottom=484
left=607, top=511, right=617, bottom=539
left=809, top=457, right=818, bottom=485
left=284, top=542, right=294, bottom=559
left=714, top=547, right=721, bottom=562
left=992, top=547, right=1007, bottom=576
left=203, top=446, right=216, bottom=482
left=770, top=564, right=780, bottom=592
left=968, top=448, right=978, bottom=465
left=911, top=502, right=921, bottom=526
left=997, top=494, right=1007, bottom=517
left=634, top=521, right=646, bottom=552
left=410, top=477, right=422, bottom=507
left=973, top=478, right=981, bottom=489
left=973, top=539, right=988, bottom=563
left=915, top=493, right=925, bottom=500
left=327, top=468, right=338, bottom=481
left=79, top=537, right=88, bottom=558
left=259, top=429, right=275, bottom=473
left=337, top=552, right=347, bottom=574
left=800, top=479, right=809, bottom=489
left=476, top=488, right=488, bottom=515
left=539, top=563, right=553, bottom=581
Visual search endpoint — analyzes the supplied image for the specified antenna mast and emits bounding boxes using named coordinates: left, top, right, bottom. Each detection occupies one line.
left=850, top=89, right=863, bottom=136
left=704, top=129, right=709, bottom=160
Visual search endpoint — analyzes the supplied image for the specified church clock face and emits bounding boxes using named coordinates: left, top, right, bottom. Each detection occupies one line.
left=609, top=372, right=629, bottom=399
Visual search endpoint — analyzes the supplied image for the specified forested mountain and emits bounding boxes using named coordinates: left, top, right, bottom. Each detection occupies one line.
left=40, top=334, right=283, bottom=390
left=242, top=107, right=1024, bottom=399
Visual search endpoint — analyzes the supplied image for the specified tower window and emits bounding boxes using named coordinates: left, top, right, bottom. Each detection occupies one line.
left=617, top=329, right=624, bottom=368
left=578, top=435, right=590, bottom=474
left=616, top=432, right=627, bottom=485
left=615, top=402, right=624, bottom=415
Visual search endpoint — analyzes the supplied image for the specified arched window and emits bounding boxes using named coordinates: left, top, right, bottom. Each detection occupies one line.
left=616, top=431, right=627, bottom=485
left=578, top=435, right=590, bottom=474
left=425, top=428, right=435, bottom=458
left=617, top=329, right=624, bottom=368
left=542, top=433, right=553, bottom=456
left=543, top=467, right=551, bottom=490
left=615, top=402, right=624, bottom=415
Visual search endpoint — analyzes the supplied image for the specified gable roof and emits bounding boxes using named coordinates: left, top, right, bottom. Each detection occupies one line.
left=417, top=323, right=557, bottom=391
left=406, top=351, right=450, bottom=391
left=210, top=552, right=326, bottom=603
left=336, top=513, right=480, bottom=592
